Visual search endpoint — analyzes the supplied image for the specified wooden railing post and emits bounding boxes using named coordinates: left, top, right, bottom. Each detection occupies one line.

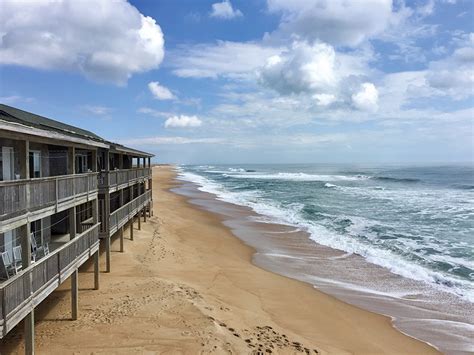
left=94, top=250, right=100, bottom=290
left=1, top=287, right=6, bottom=336
left=55, top=178, right=59, bottom=211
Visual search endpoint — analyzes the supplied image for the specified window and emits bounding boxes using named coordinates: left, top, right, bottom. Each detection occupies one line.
left=76, top=153, right=88, bottom=173
left=1, top=147, right=15, bottom=181
left=29, top=150, right=41, bottom=178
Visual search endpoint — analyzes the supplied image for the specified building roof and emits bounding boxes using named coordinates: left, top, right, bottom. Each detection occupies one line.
left=0, top=104, right=154, bottom=157
left=0, top=104, right=104, bottom=142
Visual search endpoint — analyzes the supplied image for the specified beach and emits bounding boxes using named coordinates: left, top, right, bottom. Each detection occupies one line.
left=1, top=165, right=438, bottom=354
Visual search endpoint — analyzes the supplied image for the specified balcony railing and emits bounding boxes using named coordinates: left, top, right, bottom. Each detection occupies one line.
left=0, top=173, right=98, bottom=230
left=98, top=168, right=151, bottom=191
left=109, top=190, right=151, bottom=236
left=0, top=223, right=100, bottom=338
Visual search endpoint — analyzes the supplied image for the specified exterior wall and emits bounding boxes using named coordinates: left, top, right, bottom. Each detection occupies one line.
left=0, top=138, right=23, bottom=180
left=51, top=211, right=68, bottom=235
left=48, top=146, right=68, bottom=176
left=29, top=142, right=51, bottom=178
left=110, top=191, right=121, bottom=212
left=42, top=216, right=51, bottom=245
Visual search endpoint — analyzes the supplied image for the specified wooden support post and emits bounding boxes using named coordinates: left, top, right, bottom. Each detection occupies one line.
left=120, top=226, right=124, bottom=252
left=20, top=223, right=34, bottom=354
left=19, top=140, right=30, bottom=179
left=69, top=206, right=76, bottom=240
left=130, top=218, right=134, bottom=241
left=25, top=310, right=34, bottom=355
left=119, top=154, right=123, bottom=170
left=69, top=203, right=78, bottom=318
left=94, top=251, right=100, bottom=290
left=105, top=236, right=111, bottom=273
left=20, top=223, right=32, bottom=270
left=143, top=207, right=146, bottom=223
left=92, top=149, right=98, bottom=172
left=138, top=212, right=141, bottom=230
left=68, top=146, right=76, bottom=175
left=71, top=270, right=78, bottom=320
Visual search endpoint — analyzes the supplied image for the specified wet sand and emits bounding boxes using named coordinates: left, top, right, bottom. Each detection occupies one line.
left=1, top=165, right=438, bottom=354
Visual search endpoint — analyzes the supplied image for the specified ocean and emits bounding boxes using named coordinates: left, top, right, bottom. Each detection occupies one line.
left=176, top=163, right=474, bottom=353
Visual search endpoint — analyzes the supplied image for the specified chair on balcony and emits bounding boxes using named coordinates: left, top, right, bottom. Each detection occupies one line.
left=12, top=246, right=22, bottom=273
left=0, top=251, right=16, bottom=280
left=30, top=233, right=49, bottom=260
left=42, top=243, right=50, bottom=257
left=31, top=233, right=38, bottom=262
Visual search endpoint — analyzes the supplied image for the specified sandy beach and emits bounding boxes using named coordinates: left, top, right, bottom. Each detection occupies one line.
left=1, top=165, right=439, bottom=354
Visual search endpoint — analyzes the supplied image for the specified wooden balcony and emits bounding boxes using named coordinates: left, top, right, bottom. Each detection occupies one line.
left=98, top=168, right=151, bottom=192
left=109, top=190, right=152, bottom=236
left=0, top=223, right=100, bottom=338
left=0, top=173, right=98, bottom=233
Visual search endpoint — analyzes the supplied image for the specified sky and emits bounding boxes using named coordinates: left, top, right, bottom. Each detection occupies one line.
left=0, top=0, right=473, bottom=164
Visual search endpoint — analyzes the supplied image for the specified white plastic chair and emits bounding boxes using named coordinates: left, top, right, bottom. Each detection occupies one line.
left=12, top=246, right=22, bottom=273
left=0, top=251, right=16, bottom=279
left=30, top=233, right=38, bottom=262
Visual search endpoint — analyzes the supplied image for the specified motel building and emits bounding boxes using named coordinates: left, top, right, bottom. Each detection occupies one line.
left=0, top=104, right=153, bottom=354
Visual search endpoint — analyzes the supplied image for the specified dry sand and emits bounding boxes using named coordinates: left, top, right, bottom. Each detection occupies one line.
left=1, top=165, right=439, bottom=354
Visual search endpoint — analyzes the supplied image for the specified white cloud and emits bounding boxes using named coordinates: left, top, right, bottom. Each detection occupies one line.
left=266, top=0, right=393, bottom=46
left=148, top=82, right=176, bottom=100
left=258, top=41, right=375, bottom=109
left=122, top=136, right=223, bottom=145
left=169, top=41, right=282, bottom=79
left=210, top=1, right=243, bottom=19
left=82, top=105, right=112, bottom=116
left=0, top=0, right=164, bottom=85
left=313, top=93, right=337, bottom=106
left=352, top=83, right=379, bottom=111
left=0, top=95, right=35, bottom=105
left=425, top=36, right=474, bottom=99
left=259, top=41, right=338, bottom=95
left=138, top=107, right=171, bottom=118
left=164, top=115, right=203, bottom=128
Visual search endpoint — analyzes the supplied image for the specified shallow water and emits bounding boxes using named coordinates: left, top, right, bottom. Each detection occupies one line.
left=176, top=163, right=474, bottom=354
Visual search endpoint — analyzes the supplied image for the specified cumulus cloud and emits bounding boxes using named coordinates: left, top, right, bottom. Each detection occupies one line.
left=164, top=115, right=203, bottom=128
left=169, top=41, right=282, bottom=79
left=148, top=82, right=176, bottom=100
left=0, top=0, right=164, bottom=85
left=352, top=83, right=379, bottom=111
left=266, top=0, right=393, bottom=46
left=258, top=41, right=376, bottom=109
left=210, top=1, right=243, bottom=19
left=259, top=42, right=338, bottom=95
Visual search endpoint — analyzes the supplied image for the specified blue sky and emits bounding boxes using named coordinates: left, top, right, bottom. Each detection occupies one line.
left=0, top=0, right=473, bottom=164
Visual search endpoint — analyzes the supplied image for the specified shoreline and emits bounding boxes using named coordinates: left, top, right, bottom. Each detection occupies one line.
left=1, top=165, right=439, bottom=354
left=176, top=165, right=474, bottom=355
